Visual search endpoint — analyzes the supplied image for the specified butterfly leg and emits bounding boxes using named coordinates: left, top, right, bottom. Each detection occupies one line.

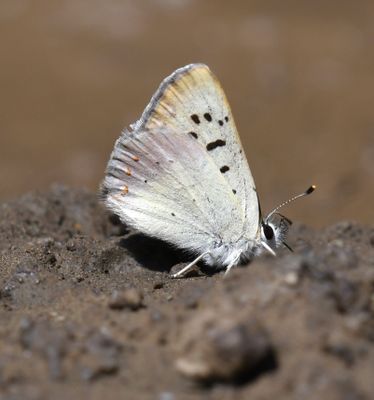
left=224, top=253, right=241, bottom=277
left=171, top=252, right=209, bottom=279
left=261, top=241, right=276, bottom=256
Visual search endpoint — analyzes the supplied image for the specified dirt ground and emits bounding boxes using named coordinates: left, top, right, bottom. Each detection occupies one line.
left=1, top=1, right=374, bottom=226
left=0, top=185, right=373, bottom=400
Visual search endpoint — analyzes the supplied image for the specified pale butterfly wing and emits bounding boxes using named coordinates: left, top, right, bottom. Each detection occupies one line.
left=135, top=64, right=260, bottom=236
left=103, top=126, right=245, bottom=253
left=101, top=63, right=260, bottom=255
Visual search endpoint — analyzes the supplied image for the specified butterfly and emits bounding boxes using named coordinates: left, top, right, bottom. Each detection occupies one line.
left=100, top=64, right=315, bottom=278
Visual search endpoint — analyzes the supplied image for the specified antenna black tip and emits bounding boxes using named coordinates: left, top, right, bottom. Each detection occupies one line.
left=265, top=184, right=316, bottom=221
left=306, top=185, right=316, bottom=195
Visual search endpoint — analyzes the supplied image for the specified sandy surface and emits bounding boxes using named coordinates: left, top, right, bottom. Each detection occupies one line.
left=0, top=185, right=373, bottom=399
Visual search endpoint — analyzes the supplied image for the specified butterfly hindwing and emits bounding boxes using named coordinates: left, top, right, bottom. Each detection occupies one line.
left=102, top=64, right=260, bottom=252
left=103, top=126, right=245, bottom=253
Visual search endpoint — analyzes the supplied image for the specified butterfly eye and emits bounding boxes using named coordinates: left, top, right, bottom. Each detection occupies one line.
left=263, top=224, right=274, bottom=240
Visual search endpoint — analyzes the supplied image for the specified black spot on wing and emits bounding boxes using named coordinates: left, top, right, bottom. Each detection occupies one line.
left=206, top=139, right=226, bottom=151
left=218, top=120, right=223, bottom=126
left=191, top=114, right=200, bottom=124
left=220, top=165, right=230, bottom=173
left=232, top=189, right=237, bottom=194
left=204, top=113, right=212, bottom=122
left=188, top=131, right=198, bottom=139
left=225, top=116, right=229, bottom=122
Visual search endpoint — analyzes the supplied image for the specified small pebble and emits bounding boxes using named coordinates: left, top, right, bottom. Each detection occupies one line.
left=108, top=288, right=143, bottom=311
left=153, top=281, right=164, bottom=290
left=284, top=272, right=299, bottom=286
left=66, top=240, right=76, bottom=251
left=175, top=309, right=274, bottom=382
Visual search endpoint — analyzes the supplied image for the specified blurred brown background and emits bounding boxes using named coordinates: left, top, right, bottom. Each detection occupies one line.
left=1, top=0, right=373, bottom=227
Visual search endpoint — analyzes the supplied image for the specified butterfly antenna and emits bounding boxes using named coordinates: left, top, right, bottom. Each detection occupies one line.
left=265, top=185, right=316, bottom=222
left=282, top=241, right=294, bottom=252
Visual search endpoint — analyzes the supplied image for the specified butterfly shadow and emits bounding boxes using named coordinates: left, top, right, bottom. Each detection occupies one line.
left=119, top=233, right=193, bottom=273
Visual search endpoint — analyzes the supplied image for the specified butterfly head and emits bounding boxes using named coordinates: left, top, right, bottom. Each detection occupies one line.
left=259, top=185, right=316, bottom=256
left=260, top=213, right=292, bottom=255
